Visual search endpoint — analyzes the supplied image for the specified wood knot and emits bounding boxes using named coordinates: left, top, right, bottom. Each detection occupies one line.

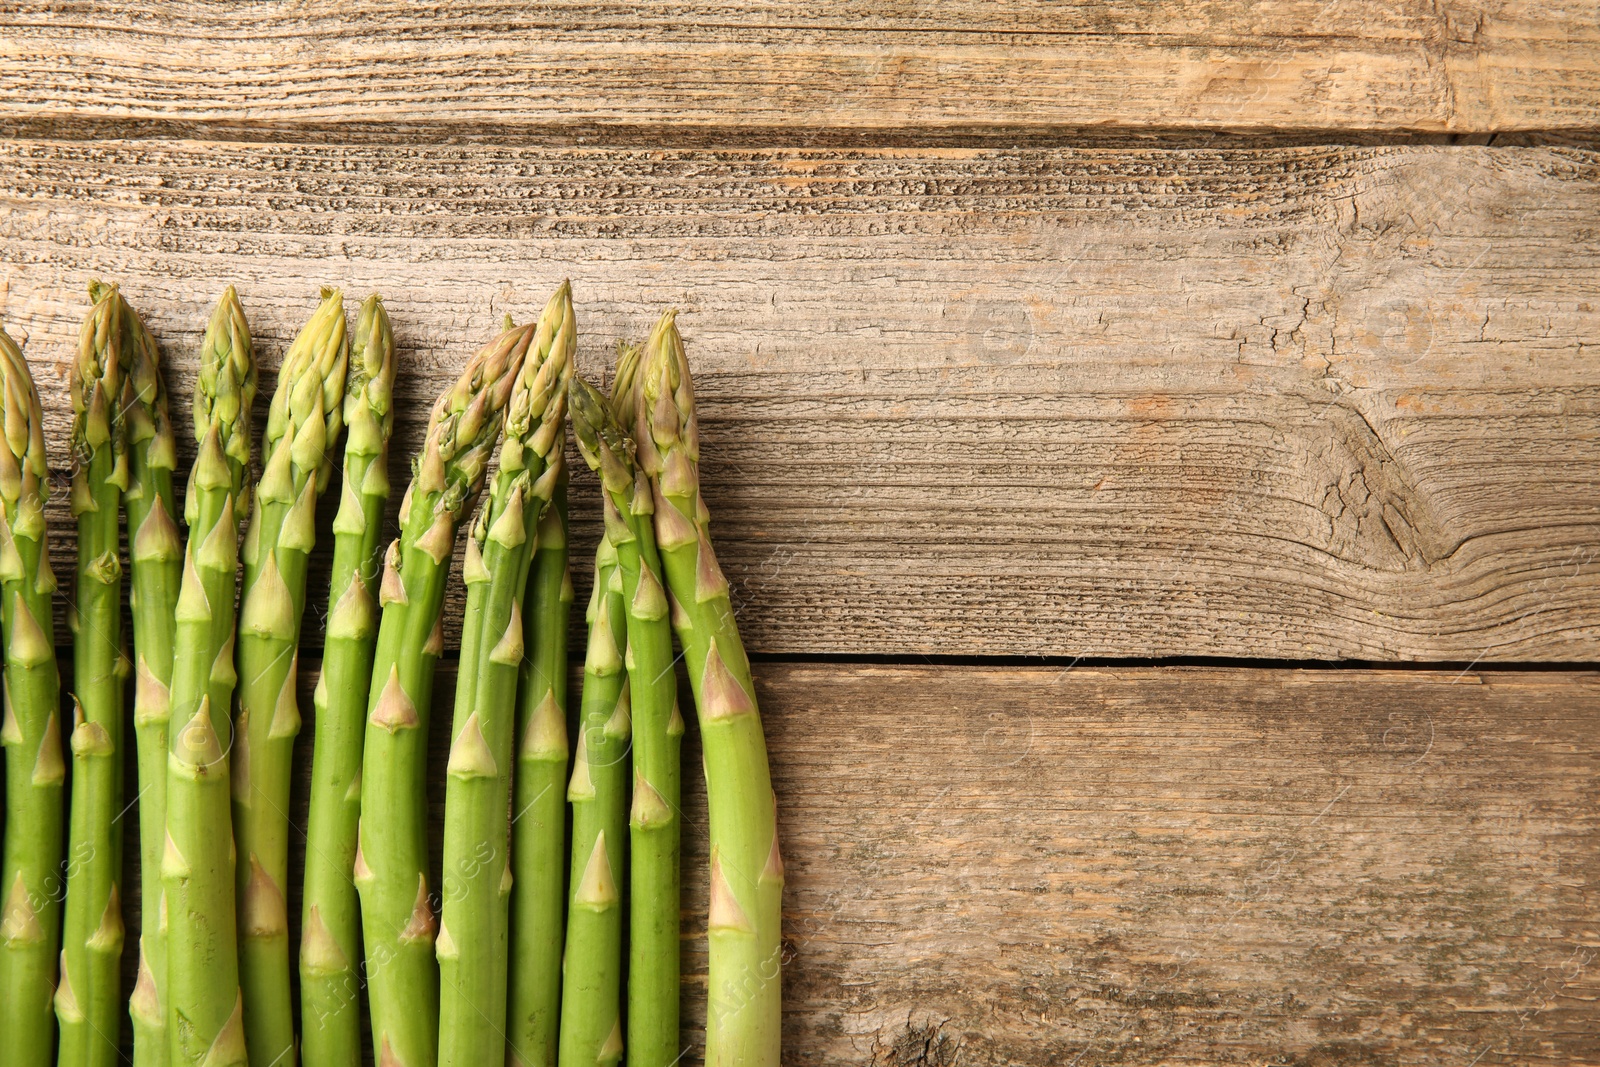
left=1310, top=400, right=1456, bottom=571
left=871, top=1017, right=960, bottom=1067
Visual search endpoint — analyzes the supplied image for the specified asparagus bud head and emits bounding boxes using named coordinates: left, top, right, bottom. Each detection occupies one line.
left=195, top=286, right=259, bottom=496
left=120, top=294, right=178, bottom=476
left=0, top=327, right=49, bottom=529
left=635, top=310, right=699, bottom=485
left=413, top=316, right=535, bottom=530
left=266, top=288, right=350, bottom=494
left=491, top=280, right=574, bottom=511
left=71, top=283, right=128, bottom=500
left=345, top=294, right=398, bottom=459
left=569, top=372, right=635, bottom=500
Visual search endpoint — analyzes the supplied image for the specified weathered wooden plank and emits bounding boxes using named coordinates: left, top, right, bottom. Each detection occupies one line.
left=1, top=2, right=1597, bottom=137
left=3, top=139, right=1599, bottom=659
left=762, top=665, right=1600, bottom=1066
left=116, top=664, right=1600, bottom=1064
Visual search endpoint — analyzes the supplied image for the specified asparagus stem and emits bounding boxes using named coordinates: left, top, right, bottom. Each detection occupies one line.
left=558, top=527, right=632, bottom=1067
left=301, top=294, right=396, bottom=1067
left=358, top=319, right=533, bottom=1067
left=505, top=474, right=572, bottom=1067
left=59, top=281, right=129, bottom=1067
left=165, top=287, right=258, bottom=1067
left=121, top=295, right=183, bottom=1067
left=571, top=356, right=685, bottom=1067
left=439, top=283, right=573, bottom=1067
left=0, top=325, right=64, bottom=1067
left=635, top=312, right=783, bottom=1067
left=234, top=289, right=350, bottom=1067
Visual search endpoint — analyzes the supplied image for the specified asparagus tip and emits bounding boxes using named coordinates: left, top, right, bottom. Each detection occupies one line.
left=0, top=326, right=49, bottom=514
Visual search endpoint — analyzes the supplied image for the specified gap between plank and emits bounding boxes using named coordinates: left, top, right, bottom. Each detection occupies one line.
left=59, top=646, right=1588, bottom=674
left=5, top=116, right=1598, bottom=151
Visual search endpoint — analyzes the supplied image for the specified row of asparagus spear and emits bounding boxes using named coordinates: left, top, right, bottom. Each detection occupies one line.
left=0, top=280, right=781, bottom=1067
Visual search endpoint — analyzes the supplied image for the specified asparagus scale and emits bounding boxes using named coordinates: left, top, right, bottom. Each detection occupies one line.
left=358, top=317, right=534, bottom=1067
left=636, top=312, right=783, bottom=1067
left=233, top=289, right=350, bottom=1067
left=301, top=294, right=396, bottom=1067
left=165, top=287, right=258, bottom=1067
left=121, top=291, right=184, bottom=1067
left=439, top=283, right=573, bottom=1067
left=59, top=281, right=130, bottom=1067
left=0, top=325, right=64, bottom=1067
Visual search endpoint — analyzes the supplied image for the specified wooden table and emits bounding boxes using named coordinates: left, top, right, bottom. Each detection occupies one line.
left=2, top=4, right=1598, bottom=1063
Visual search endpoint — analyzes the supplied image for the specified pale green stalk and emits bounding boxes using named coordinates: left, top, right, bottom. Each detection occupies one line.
left=232, top=289, right=350, bottom=1067
left=357, top=320, right=533, bottom=1067
left=300, top=295, right=395, bottom=1067
left=572, top=358, right=684, bottom=1067
left=505, top=470, right=571, bottom=1067
left=121, top=296, right=183, bottom=1067
left=0, top=325, right=64, bottom=1067
left=636, top=312, right=782, bottom=1067
left=557, top=534, right=631, bottom=1067
left=165, top=287, right=257, bottom=1067
left=59, top=281, right=129, bottom=1067
left=439, top=283, right=573, bottom=1067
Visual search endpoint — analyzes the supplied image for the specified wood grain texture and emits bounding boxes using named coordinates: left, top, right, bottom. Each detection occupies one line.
left=112, top=664, right=1600, bottom=1065
left=2, top=138, right=1599, bottom=660
left=1, top=2, right=1597, bottom=137
left=760, top=665, right=1600, bottom=1066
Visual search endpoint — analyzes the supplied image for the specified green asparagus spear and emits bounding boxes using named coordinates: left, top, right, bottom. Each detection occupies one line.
left=505, top=464, right=571, bottom=1067
left=59, top=281, right=129, bottom=1067
left=358, top=319, right=533, bottom=1067
left=301, top=294, right=396, bottom=1067
left=120, top=296, right=183, bottom=1067
left=558, top=509, right=632, bottom=1066
left=571, top=356, right=684, bottom=1067
left=0, top=325, right=64, bottom=1067
left=635, top=312, right=782, bottom=1067
left=234, top=289, right=350, bottom=1067
left=439, top=283, right=573, bottom=1067
left=165, top=287, right=258, bottom=1067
